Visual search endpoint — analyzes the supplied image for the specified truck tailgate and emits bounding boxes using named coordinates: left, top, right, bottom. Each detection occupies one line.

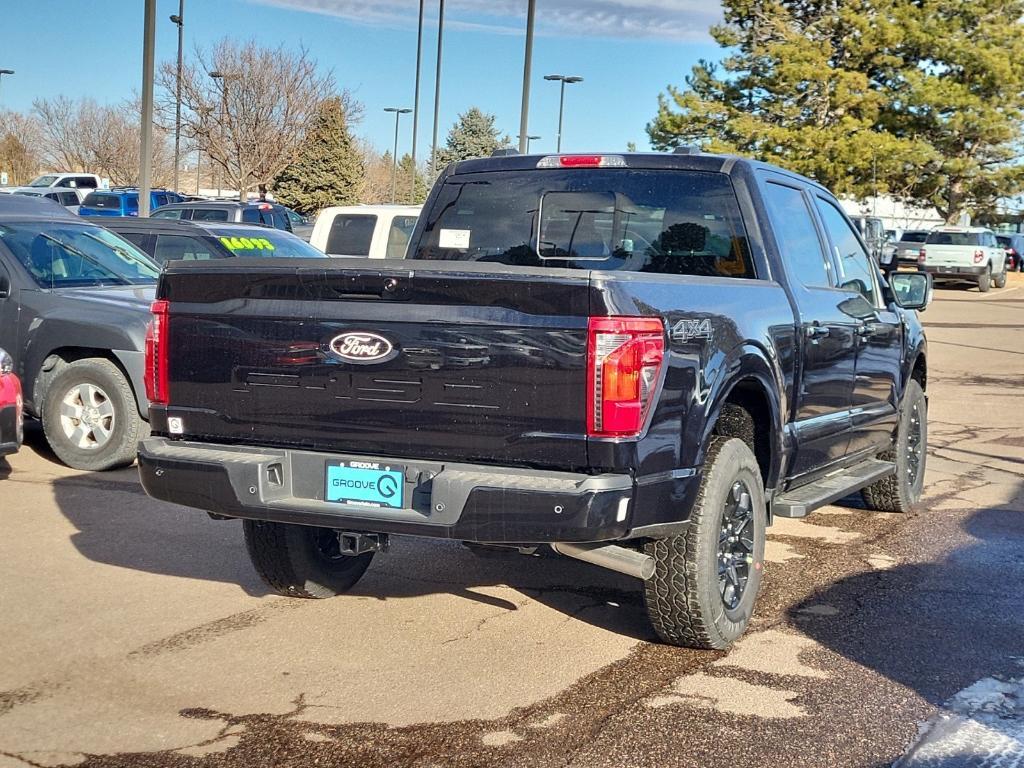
left=160, top=260, right=595, bottom=470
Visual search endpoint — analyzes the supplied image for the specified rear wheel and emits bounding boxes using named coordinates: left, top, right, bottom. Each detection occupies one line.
left=243, top=521, right=374, bottom=598
left=643, top=437, right=766, bottom=649
left=994, top=268, right=1007, bottom=289
left=861, top=378, right=927, bottom=513
left=41, top=358, right=144, bottom=471
left=977, top=268, right=992, bottom=292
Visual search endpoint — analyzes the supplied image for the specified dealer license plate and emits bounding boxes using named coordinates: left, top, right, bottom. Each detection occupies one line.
left=325, top=461, right=404, bottom=509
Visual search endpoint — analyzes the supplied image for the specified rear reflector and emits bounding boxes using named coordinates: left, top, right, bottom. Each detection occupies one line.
left=537, top=155, right=627, bottom=169
left=144, top=299, right=170, bottom=405
left=587, top=317, right=665, bottom=438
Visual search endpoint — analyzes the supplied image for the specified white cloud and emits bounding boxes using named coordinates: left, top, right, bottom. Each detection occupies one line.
left=251, top=0, right=721, bottom=40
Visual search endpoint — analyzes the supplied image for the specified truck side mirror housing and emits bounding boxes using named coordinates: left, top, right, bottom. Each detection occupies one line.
left=888, top=271, right=932, bottom=311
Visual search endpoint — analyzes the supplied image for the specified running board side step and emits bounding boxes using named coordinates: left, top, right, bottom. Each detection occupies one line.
left=772, top=459, right=895, bottom=518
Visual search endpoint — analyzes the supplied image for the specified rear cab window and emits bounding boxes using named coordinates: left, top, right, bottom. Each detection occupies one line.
left=411, top=169, right=755, bottom=278
left=326, top=215, right=377, bottom=256
left=386, top=215, right=418, bottom=259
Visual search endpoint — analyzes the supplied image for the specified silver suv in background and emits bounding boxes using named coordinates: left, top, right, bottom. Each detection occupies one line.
left=919, top=227, right=1008, bottom=292
left=12, top=187, right=82, bottom=214
left=894, top=229, right=930, bottom=266
left=150, top=200, right=312, bottom=241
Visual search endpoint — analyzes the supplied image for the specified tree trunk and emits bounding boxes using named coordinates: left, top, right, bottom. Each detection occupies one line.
left=258, top=183, right=268, bottom=201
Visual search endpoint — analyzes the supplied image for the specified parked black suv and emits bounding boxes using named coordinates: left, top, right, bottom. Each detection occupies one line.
left=138, top=152, right=931, bottom=649
left=0, top=195, right=158, bottom=470
left=97, top=218, right=327, bottom=264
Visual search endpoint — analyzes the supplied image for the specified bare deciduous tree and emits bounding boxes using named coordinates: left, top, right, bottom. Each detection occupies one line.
left=29, top=96, right=172, bottom=186
left=158, top=39, right=341, bottom=200
left=0, top=110, right=43, bottom=184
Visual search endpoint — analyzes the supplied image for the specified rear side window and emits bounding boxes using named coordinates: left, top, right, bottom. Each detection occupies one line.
left=763, top=182, right=831, bottom=288
left=412, top=169, right=754, bottom=278
left=60, top=192, right=79, bottom=206
left=326, top=215, right=376, bottom=256
left=153, top=193, right=169, bottom=208
left=82, top=192, right=123, bottom=209
left=75, top=177, right=98, bottom=189
left=241, top=208, right=261, bottom=224
left=151, top=208, right=184, bottom=220
left=154, top=234, right=221, bottom=263
left=191, top=208, right=230, bottom=222
left=386, top=215, right=418, bottom=259
left=926, top=231, right=983, bottom=246
left=272, top=210, right=289, bottom=230
left=117, top=232, right=152, bottom=252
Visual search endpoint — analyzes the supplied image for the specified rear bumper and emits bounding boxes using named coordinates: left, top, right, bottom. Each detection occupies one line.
left=920, top=264, right=987, bottom=278
left=137, top=438, right=692, bottom=543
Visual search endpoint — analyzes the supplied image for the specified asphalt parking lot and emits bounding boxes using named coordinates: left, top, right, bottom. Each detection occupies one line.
left=1, top=275, right=1022, bottom=768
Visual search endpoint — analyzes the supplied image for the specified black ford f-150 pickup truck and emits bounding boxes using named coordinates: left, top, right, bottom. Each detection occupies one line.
left=138, top=151, right=932, bottom=649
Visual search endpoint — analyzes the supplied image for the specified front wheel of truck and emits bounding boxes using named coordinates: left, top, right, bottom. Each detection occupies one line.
left=643, top=437, right=766, bottom=650
left=243, top=521, right=374, bottom=598
left=860, top=378, right=927, bottom=513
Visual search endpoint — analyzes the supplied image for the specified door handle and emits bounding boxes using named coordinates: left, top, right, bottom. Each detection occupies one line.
left=806, top=325, right=830, bottom=339
left=857, top=323, right=875, bottom=338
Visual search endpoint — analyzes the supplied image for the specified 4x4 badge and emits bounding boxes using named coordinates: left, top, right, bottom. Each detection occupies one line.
left=671, top=318, right=713, bottom=343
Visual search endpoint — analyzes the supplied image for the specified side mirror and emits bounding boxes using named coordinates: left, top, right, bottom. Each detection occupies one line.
left=888, top=271, right=932, bottom=311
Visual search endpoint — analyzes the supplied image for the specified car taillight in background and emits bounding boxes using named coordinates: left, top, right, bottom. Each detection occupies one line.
left=587, top=317, right=665, bottom=438
left=918, top=248, right=926, bottom=264
left=144, top=299, right=170, bottom=405
left=974, top=249, right=986, bottom=264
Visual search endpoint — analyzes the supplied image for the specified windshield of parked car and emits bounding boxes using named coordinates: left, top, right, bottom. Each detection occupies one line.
left=206, top=227, right=327, bottom=258
left=0, top=222, right=159, bottom=288
left=412, top=169, right=755, bottom=278
left=27, top=175, right=59, bottom=188
left=925, top=231, right=984, bottom=246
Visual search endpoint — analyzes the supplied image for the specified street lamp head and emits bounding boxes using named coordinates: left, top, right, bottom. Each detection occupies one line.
left=544, top=74, right=564, bottom=81
left=210, top=71, right=223, bottom=79
left=0, top=69, right=14, bottom=76
left=564, top=76, right=583, bottom=84
left=169, top=14, right=182, bottom=24
left=384, top=107, right=412, bottom=114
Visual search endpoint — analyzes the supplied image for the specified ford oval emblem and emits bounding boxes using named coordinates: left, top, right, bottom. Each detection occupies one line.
left=328, top=331, right=398, bottom=364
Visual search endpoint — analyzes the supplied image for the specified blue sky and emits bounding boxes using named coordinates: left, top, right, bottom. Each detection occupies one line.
left=0, top=0, right=723, bottom=156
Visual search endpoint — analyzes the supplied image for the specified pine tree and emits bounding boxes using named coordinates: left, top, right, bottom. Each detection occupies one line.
left=396, top=153, right=429, bottom=203
left=273, top=96, right=364, bottom=215
left=432, top=107, right=510, bottom=171
left=648, top=0, right=1024, bottom=223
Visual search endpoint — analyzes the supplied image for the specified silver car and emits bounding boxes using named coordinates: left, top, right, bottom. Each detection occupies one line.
left=12, top=187, right=83, bottom=214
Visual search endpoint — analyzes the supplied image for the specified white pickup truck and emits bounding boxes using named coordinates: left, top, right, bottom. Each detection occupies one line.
left=918, top=226, right=1008, bottom=292
left=310, top=205, right=421, bottom=259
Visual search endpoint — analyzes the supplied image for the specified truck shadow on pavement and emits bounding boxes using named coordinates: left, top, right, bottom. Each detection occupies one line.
left=790, top=501, right=1024, bottom=712
left=49, top=462, right=655, bottom=639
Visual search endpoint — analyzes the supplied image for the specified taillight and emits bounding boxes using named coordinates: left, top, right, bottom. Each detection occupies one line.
left=144, top=299, right=170, bottom=405
left=974, top=249, right=985, bottom=264
left=587, top=317, right=665, bottom=438
left=918, top=248, right=926, bottom=264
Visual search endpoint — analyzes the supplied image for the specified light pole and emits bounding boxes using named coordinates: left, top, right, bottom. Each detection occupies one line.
left=169, top=2, right=184, bottom=193
left=517, top=134, right=541, bottom=152
left=517, top=0, right=537, bottom=155
left=410, top=0, right=424, bottom=201
left=139, top=0, right=156, bottom=216
left=385, top=107, right=412, bottom=203
left=209, top=70, right=236, bottom=198
left=544, top=74, right=583, bottom=152
left=0, top=69, right=13, bottom=104
left=428, top=0, right=445, bottom=180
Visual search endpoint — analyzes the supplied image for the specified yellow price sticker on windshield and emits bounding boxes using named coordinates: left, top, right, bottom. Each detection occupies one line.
left=220, top=236, right=275, bottom=252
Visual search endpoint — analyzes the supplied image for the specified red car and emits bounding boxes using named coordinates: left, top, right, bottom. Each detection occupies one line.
left=0, top=346, right=23, bottom=459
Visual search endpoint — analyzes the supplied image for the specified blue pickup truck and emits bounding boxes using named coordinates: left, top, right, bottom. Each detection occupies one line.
left=137, top=151, right=932, bottom=649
